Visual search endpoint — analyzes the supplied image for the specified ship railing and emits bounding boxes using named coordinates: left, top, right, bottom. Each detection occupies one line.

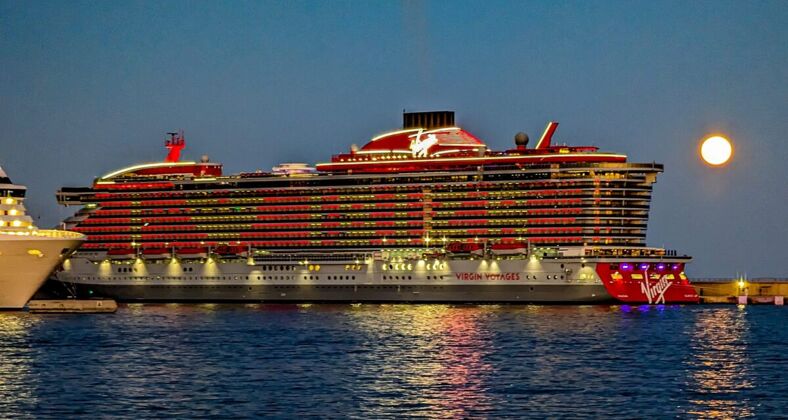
left=252, top=253, right=373, bottom=263
left=578, top=246, right=685, bottom=258
left=5, top=229, right=85, bottom=240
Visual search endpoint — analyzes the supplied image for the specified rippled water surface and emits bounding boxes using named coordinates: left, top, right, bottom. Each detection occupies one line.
left=1, top=304, right=787, bottom=418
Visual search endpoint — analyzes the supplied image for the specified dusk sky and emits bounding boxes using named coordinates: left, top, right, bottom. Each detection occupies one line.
left=1, top=0, right=786, bottom=277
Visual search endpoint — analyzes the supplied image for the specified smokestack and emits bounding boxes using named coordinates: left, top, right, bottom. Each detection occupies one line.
left=403, top=111, right=455, bottom=130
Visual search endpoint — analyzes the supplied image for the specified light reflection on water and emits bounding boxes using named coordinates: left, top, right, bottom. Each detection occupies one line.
left=0, top=314, right=40, bottom=414
left=684, top=307, right=754, bottom=418
left=0, top=305, right=786, bottom=418
left=347, top=305, right=495, bottom=417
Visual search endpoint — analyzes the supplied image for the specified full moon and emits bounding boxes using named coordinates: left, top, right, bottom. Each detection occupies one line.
left=700, top=136, right=733, bottom=166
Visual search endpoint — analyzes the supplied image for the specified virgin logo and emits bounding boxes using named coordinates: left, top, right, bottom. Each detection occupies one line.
left=409, top=132, right=439, bottom=157
left=641, top=275, right=672, bottom=304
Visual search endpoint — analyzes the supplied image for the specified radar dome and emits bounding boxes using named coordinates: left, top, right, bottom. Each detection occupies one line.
left=514, top=132, right=529, bottom=147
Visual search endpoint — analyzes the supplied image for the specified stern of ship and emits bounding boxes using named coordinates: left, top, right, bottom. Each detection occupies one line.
left=596, top=261, right=699, bottom=304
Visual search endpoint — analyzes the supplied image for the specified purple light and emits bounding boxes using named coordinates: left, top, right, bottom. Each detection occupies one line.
left=639, top=263, right=650, bottom=271
left=656, top=263, right=666, bottom=271
left=672, top=264, right=680, bottom=270
left=621, top=263, right=632, bottom=271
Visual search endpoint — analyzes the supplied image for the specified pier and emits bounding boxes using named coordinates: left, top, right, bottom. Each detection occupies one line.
left=28, top=299, right=117, bottom=313
left=693, top=278, right=788, bottom=304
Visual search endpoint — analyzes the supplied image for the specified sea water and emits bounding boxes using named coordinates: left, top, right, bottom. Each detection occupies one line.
left=1, top=304, right=786, bottom=418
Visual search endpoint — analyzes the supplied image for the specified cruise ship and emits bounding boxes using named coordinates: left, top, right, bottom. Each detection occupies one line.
left=0, top=167, right=84, bottom=309
left=55, top=111, right=699, bottom=304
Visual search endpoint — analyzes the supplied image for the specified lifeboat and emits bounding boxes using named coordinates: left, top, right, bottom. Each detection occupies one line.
left=446, top=242, right=485, bottom=256
left=141, top=247, right=171, bottom=259
left=213, top=245, right=249, bottom=258
left=107, top=248, right=136, bottom=260
left=422, top=249, right=447, bottom=259
left=491, top=243, right=528, bottom=256
left=176, top=247, right=209, bottom=259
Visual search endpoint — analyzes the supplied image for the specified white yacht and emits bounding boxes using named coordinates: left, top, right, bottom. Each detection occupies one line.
left=0, top=166, right=84, bottom=309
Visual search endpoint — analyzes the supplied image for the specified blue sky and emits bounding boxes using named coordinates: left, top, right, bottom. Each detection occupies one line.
left=1, top=0, right=786, bottom=277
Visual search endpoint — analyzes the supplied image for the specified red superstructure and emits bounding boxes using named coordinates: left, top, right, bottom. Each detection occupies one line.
left=318, top=122, right=624, bottom=173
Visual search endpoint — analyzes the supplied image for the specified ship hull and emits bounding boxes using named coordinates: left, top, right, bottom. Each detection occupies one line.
left=67, top=283, right=613, bottom=303
left=56, top=255, right=698, bottom=304
left=0, top=232, right=84, bottom=309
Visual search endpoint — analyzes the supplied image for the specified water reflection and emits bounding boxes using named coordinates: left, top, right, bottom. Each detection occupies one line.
left=0, top=313, right=39, bottom=415
left=684, top=308, right=754, bottom=418
left=347, top=305, right=495, bottom=417
left=0, top=305, right=783, bottom=417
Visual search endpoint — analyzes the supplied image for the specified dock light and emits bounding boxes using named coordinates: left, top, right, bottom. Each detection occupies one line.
left=738, top=279, right=745, bottom=289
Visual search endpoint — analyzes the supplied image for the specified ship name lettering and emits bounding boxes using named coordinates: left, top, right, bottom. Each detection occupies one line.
left=455, top=272, right=520, bottom=281
left=484, top=273, right=521, bottom=281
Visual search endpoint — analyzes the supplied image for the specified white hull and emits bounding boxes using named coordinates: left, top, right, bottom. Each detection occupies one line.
left=57, top=254, right=609, bottom=302
left=0, top=231, right=84, bottom=309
